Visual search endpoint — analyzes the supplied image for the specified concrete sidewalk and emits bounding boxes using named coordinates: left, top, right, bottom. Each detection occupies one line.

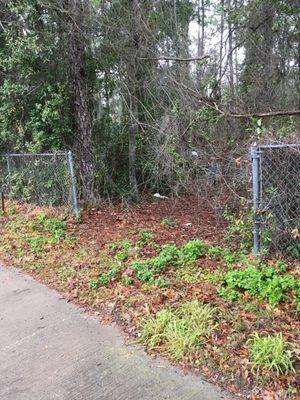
left=0, top=264, right=231, bottom=400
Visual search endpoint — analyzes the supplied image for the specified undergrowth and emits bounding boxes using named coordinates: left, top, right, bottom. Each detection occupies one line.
left=219, top=261, right=300, bottom=309
left=1, top=204, right=299, bottom=398
left=247, top=333, right=296, bottom=376
left=140, top=300, right=217, bottom=361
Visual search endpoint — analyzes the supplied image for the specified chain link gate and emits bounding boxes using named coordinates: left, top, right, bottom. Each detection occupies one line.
left=0, top=151, right=79, bottom=218
left=251, top=143, right=300, bottom=255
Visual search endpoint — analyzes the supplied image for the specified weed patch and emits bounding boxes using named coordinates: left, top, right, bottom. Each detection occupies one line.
left=140, top=300, right=217, bottom=361
left=247, top=333, right=296, bottom=376
left=219, top=262, right=300, bottom=308
left=88, top=266, right=121, bottom=288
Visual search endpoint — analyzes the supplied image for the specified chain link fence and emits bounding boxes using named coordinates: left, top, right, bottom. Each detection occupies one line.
left=251, top=143, right=300, bottom=255
left=0, top=152, right=79, bottom=217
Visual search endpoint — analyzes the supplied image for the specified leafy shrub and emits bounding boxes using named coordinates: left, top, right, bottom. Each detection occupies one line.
left=140, top=300, right=217, bottom=361
left=151, top=244, right=181, bottom=270
left=207, top=245, right=241, bottom=264
left=247, top=332, right=295, bottom=376
left=96, top=240, right=209, bottom=288
left=43, top=217, right=66, bottom=240
left=131, top=261, right=155, bottom=283
left=181, top=240, right=206, bottom=261
left=207, top=245, right=223, bottom=259
left=220, top=263, right=299, bottom=307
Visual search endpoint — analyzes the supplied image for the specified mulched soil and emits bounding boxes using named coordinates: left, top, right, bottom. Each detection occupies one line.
left=78, top=194, right=228, bottom=248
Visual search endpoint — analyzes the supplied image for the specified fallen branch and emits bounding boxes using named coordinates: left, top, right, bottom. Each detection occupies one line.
left=169, top=77, right=300, bottom=119
left=139, top=55, right=210, bottom=62
left=227, top=109, right=300, bottom=118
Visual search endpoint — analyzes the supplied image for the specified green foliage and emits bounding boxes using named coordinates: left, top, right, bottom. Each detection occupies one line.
left=0, top=0, right=298, bottom=203
left=5, top=156, right=72, bottom=207
left=154, top=276, right=171, bottom=288
left=207, top=245, right=223, bottom=259
left=0, top=2, right=71, bottom=153
left=137, top=230, right=156, bottom=246
left=116, top=250, right=131, bottom=261
left=110, top=240, right=132, bottom=252
left=131, top=240, right=206, bottom=285
left=176, top=263, right=202, bottom=284
left=247, top=333, right=295, bottom=376
left=122, top=276, right=134, bottom=286
left=140, top=300, right=217, bottom=361
left=26, top=237, right=48, bottom=252
left=139, top=309, right=174, bottom=348
left=131, top=261, right=155, bottom=283
left=224, top=203, right=253, bottom=251
left=207, top=245, right=241, bottom=264
left=287, top=243, right=300, bottom=259
left=97, top=240, right=208, bottom=287
left=43, top=217, right=67, bottom=240
left=181, top=240, right=206, bottom=261
left=33, top=213, right=67, bottom=241
left=88, top=266, right=120, bottom=288
left=2, top=211, right=71, bottom=255
left=22, top=213, right=69, bottom=252
left=220, top=262, right=299, bottom=307
left=151, top=244, right=182, bottom=271
left=160, top=218, right=176, bottom=227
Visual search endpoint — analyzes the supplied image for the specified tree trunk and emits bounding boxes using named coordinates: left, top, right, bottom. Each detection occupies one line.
left=127, top=0, right=141, bottom=202
left=227, top=0, right=235, bottom=100
left=242, top=0, right=275, bottom=111
left=68, top=0, right=95, bottom=202
left=219, top=0, right=224, bottom=83
left=196, top=0, right=205, bottom=91
left=128, top=102, right=139, bottom=203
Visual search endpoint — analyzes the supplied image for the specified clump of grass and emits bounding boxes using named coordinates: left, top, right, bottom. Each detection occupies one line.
left=247, top=332, right=295, bottom=376
left=140, top=309, right=174, bottom=348
left=140, top=300, right=217, bottom=361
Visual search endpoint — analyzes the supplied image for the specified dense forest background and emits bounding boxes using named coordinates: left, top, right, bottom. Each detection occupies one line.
left=0, top=0, right=299, bottom=202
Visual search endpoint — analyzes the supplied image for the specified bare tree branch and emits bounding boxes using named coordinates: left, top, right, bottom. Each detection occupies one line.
left=228, top=109, right=300, bottom=118
left=138, top=55, right=210, bottom=62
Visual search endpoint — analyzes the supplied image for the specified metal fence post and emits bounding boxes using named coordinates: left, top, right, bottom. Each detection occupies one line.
left=67, top=151, right=80, bottom=219
left=251, top=143, right=261, bottom=254
left=6, top=155, right=11, bottom=182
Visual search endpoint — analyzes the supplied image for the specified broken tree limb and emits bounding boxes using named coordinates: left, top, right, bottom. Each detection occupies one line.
left=168, top=76, right=300, bottom=119
left=138, top=55, right=210, bottom=62
left=227, top=109, right=300, bottom=118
